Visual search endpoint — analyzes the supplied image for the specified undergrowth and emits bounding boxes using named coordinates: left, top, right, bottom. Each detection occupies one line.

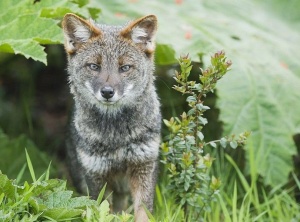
left=1, top=148, right=300, bottom=221
left=1, top=52, right=300, bottom=222
left=0, top=150, right=132, bottom=222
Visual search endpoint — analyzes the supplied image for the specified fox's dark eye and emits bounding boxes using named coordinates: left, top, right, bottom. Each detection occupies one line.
left=119, top=65, right=131, bottom=73
left=88, top=63, right=100, bottom=71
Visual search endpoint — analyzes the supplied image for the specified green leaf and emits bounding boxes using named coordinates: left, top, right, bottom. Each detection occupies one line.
left=184, top=181, right=190, bottom=192
left=155, top=44, right=177, bottom=65
left=97, top=183, right=107, bottom=204
left=68, top=196, right=96, bottom=208
left=32, top=179, right=66, bottom=197
left=220, top=138, right=227, bottom=148
left=209, top=142, right=217, bottom=148
left=0, top=173, right=15, bottom=200
left=99, top=200, right=111, bottom=220
left=196, top=104, right=210, bottom=111
left=40, top=191, right=73, bottom=208
left=25, top=149, right=36, bottom=182
left=197, top=131, right=204, bottom=141
left=229, top=141, right=238, bottom=149
left=198, top=116, right=208, bottom=125
left=215, top=0, right=300, bottom=185
left=95, top=0, right=300, bottom=186
left=42, top=208, right=83, bottom=220
left=163, top=119, right=171, bottom=128
left=186, top=96, right=196, bottom=103
left=0, top=0, right=100, bottom=64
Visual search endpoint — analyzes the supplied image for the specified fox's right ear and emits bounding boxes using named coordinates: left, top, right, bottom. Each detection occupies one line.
left=62, top=13, right=101, bottom=54
left=121, top=15, right=157, bottom=55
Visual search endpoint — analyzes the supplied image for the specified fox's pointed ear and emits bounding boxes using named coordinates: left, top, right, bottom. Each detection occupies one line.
left=121, top=15, right=157, bottom=54
left=62, top=13, right=101, bottom=54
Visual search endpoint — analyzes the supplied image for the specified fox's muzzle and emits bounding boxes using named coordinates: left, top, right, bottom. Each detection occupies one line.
left=100, top=86, right=115, bottom=100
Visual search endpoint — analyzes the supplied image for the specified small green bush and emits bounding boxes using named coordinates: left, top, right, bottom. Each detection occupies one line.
left=0, top=151, right=133, bottom=222
left=161, top=52, right=249, bottom=220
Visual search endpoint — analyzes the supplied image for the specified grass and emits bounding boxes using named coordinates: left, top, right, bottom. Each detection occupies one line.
left=151, top=145, right=300, bottom=222
left=0, top=143, right=299, bottom=221
left=202, top=141, right=300, bottom=222
left=152, top=138, right=300, bottom=222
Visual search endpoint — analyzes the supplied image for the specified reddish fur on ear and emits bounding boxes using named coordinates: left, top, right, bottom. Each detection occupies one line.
left=62, top=13, right=102, bottom=54
left=120, top=15, right=158, bottom=55
left=62, top=13, right=102, bottom=37
left=120, top=15, right=157, bottom=38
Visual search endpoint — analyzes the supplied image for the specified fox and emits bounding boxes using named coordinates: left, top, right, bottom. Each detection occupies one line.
left=62, top=13, right=161, bottom=221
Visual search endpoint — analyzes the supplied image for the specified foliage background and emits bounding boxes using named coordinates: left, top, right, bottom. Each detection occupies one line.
left=0, top=0, right=300, bottom=220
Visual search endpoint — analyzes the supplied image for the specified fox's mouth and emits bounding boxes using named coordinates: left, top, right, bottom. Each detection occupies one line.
left=100, top=99, right=116, bottom=105
left=98, top=96, right=124, bottom=105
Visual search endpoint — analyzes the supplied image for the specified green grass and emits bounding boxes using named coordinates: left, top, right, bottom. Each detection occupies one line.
left=152, top=141, right=300, bottom=222
left=1, top=146, right=299, bottom=221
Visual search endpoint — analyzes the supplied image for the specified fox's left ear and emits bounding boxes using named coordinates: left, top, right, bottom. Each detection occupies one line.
left=62, top=13, right=101, bottom=54
left=121, top=15, right=157, bottom=54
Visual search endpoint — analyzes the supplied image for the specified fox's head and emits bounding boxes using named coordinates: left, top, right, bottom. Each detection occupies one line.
left=62, top=13, right=157, bottom=109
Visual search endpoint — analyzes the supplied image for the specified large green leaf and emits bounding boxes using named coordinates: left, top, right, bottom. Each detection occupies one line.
left=0, top=0, right=100, bottom=64
left=94, top=0, right=300, bottom=186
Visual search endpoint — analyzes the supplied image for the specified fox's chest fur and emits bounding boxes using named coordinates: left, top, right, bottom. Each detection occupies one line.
left=71, top=100, right=161, bottom=174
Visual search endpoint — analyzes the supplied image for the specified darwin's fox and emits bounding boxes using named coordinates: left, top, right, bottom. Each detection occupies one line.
left=62, top=13, right=161, bottom=221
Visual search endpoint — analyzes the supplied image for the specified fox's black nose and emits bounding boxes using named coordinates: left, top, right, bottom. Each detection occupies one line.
left=101, top=86, right=115, bottom=99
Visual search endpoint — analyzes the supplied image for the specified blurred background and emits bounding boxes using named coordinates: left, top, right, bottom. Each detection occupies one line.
left=0, top=0, right=300, bottom=219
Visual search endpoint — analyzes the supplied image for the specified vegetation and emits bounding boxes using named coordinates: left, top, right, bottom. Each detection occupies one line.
left=0, top=151, right=131, bottom=221
left=161, top=52, right=249, bottom=220
left=0, top=0, right=300, bottom=221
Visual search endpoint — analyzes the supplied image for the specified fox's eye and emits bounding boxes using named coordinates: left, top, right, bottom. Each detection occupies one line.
left=119, top=65, right=131, bottom=73
left=88, top=63, right=100, bottom=71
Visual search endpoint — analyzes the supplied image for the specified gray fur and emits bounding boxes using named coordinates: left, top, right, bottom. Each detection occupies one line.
left=62, top=14, right=161, bottom=221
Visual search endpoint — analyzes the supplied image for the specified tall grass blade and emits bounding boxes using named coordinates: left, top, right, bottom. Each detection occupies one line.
left=144, top=204, right=155, bottom=222
left=262, top=189, right=274, bottom=222
left=97, top=183, right=107, bottom=204
left=238, top=191, right=251, bottom=222
left=45, top=161, right=52, bottom=180
left=247, top=140, right=260, bottom=208
left=16, top=163, right=26, bottom=184
left=217, top=193, right=232, bottom=222
left=155, top=185, right=163, bottom=207
left=232, top=182, right=238, bottom=222
left=225, top=154, right=250, bottom=192
left=25, top=148, right=36, bottom=182
left=170, top=205, right=183, bottom=222
left=292, top=172, right=300, bottom=189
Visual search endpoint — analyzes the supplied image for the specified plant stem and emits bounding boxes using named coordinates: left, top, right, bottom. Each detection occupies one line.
left=184, top=202, right=189, bottom=222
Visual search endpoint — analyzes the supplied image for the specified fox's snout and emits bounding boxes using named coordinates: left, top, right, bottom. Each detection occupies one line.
left=84, top=81, right=117, bottom=104
left=100, top=86, right=115, bottom=100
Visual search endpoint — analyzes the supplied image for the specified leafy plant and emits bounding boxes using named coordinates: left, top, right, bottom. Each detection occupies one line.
left=0, top=0, right=100, bottom=64
left=0, top=151, right=132, bottom=222
left=161, top=52, right=249, bottom=220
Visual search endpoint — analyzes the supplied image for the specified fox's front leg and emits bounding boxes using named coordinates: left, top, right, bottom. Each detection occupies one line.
left=129, top=161, right=158, bottom=222
left=85, top=173, right=108, bottom=200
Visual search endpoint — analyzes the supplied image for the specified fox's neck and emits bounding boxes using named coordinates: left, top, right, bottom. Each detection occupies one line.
left=72, top=97, right=153, bottom=151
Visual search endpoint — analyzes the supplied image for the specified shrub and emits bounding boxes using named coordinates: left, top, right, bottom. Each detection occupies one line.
left=161, top=51, right=249, bottom=220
